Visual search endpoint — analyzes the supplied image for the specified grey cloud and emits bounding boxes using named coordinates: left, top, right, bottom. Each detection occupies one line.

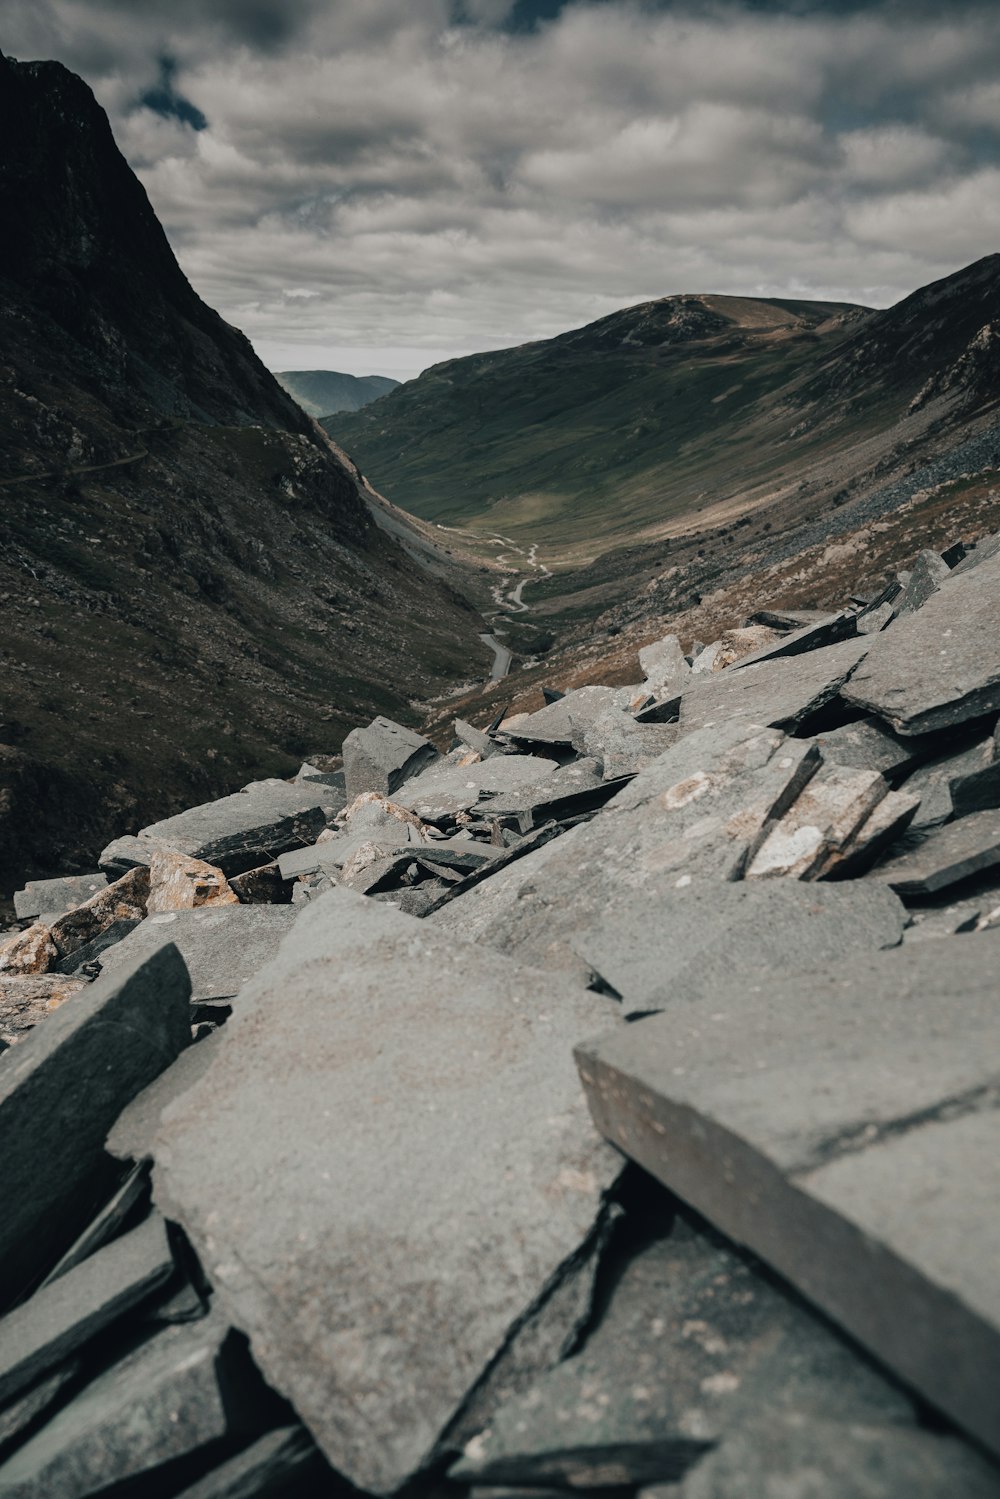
left=4, top=0, right=1000, bottom=380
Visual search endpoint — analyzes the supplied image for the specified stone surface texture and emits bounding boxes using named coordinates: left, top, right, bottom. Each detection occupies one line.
left=0, top=944, right=190, bottom=1301
left=576, top=933, right=1000, bottom=1457
left=150, top=889, right=621, bottom=1496
left=843, top=552, right=1000, bottom=733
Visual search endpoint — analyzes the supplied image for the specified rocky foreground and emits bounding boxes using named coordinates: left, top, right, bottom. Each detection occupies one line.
left=2, top=539, right=1000, bottom=1496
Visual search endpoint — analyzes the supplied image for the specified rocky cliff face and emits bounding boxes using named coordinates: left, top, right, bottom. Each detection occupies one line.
left=0, top=52, right=488, bottom=892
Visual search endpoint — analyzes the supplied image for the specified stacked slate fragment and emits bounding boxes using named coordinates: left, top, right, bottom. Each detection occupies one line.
left=2, top=535, right=1000, bottom=1496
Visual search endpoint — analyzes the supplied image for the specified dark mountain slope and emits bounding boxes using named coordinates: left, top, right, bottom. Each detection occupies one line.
left=0, top=53, right=488, bottom=892
left=276, top=371, right=399, bottom=418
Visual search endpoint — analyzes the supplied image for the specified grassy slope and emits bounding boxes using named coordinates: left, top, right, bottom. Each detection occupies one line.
left=328, top=295, right=869, bottom=553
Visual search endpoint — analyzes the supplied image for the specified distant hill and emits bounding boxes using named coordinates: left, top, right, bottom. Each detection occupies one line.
left=276, top=370, right=399, bottom=418
left=328, top=270, right=1000, bottom=555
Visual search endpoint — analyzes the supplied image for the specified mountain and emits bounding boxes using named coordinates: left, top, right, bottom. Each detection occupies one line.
left=276, top=370, right=400, bottom=418
left=328, top=267, right=1000, bottom=559
left=0, top=52, right=488, bottom=892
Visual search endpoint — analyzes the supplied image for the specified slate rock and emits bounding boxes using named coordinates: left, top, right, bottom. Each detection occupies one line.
left=108, top=1033, right=223, bottom=1164
left=0, top=943, right=190, bottom=1302
left=572, top=882, right=906, bottom=1012
left=0, top=1315, right=251, bottom=1498
left=98, top=835, right=152, bottom=879
left=904, top=735, right=1000, bottom=830
left=872, top=809, right=1000, bottom=895
left=136, top=781, right=336, bottom=876
left=0, top=925, right=56, bottom=976
left=0, top=1213, right=175, bottom=1407
left=897, top=548, right=951, bottom=614
left=455, top=718, right=505, bottom=759
left=581, top=708, right=678, bottom=780
left=150, top=889, right=622, bottom=1496
left=637, top=634, right=690, bottom=695
left=670, top=1414, right=1000, bottom=1499
left=393, top=754, right=560, bottom=821
left=831, top=789, right=921, bottom=879
left=728, top=611, right=858, bottom=669
left=432, top=724, right=825, bottom=974
left=146, top=851, right=239, bottom=912
left=0, top=1365, right=81, bottom=1459
left=843, top=551, right=1000, bottom=734
left=341, top=716, right=440, bottom=802
left=172, top=1427, right=328, bottom=1499
left=857, top=599, right=896, bottom=634
left=56, top=918, right=142, bottom=975
left=746, top=764, right=887, bottom=879
left=712, top=624, right=784, bottom=670
left=99, top=906, right=300, bottom=1002
left=576, top=933, right=1000, bottom=1458
left=678, top=638, right=870, bottom=734
left=502, top=688, right=623, bottom=750
left=48, top=866, right=149, bottom=959
left=453, top=1214, right=913, bottom=1489
left=39, top=1160, right=151, bottom=1287
left=13, top=874, right=107, bottom=925
left=813, top=717, right=925, bottom=779
left=745, top=608, right=838, bottom=632
left=480, top=759, right=605, bottom=817
left=227, top=862, right=295, bottom=904
left=0, top=974, right=89, bottom=1046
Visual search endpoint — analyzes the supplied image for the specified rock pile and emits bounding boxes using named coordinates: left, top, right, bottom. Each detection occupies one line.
left=2, top=537, right=1000, bottom=1496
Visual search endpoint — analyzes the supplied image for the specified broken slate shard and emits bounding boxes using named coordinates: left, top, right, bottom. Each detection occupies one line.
left=341, top=716, right=440, bottom=802
left=576, top=932, right=1000, bottom=1458
left=98, top=905, right=300, bottom=1002
left=0, top=944, right=190, bottom=1303
left=451, top=1211, right=914, bottom=1491
left=669, top=1413, right=1000, bottom=1499
left=150, top=888, right=622, bottom=1496
left=0, top=1315, right=257, bottom=1498
left=727, top=610, right=858, bottom=669
left=13, top=873, right=107, bottom=925
left=871, top=809, right=1000, bottom=896
left=171, top=1426, right=328, bottom=1499
left=135, top=781, right=336, bottom=876
left=0, top=1212, right=175, bottom=1407
left=843, top=551, right=1000, bottom=734
left=392, top=753, right=559, bottom=821
left=678, top=637, right=870, bottom=734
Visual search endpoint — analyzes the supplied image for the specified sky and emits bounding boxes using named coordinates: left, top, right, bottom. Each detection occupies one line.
left=6, top=0, right=1000, bottom=381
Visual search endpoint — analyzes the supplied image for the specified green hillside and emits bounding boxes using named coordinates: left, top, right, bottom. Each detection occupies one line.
left=326, top=294, right=870, bottom=552
left=276, top=369, right=399, bottom=418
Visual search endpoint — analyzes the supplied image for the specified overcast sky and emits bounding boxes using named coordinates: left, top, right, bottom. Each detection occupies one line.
left=7, top=0, right=1000, bottom=380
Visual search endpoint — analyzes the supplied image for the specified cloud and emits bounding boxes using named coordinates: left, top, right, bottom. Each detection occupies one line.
left=5, top=1, right=1000, bottom=378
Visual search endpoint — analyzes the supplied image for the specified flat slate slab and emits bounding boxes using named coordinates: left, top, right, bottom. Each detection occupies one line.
left=13, top=873, right=107, bottom=924
left=502, top=687, right=623, bottom=749
left=0, top=1212, right=174, bottom=1407
left=136, top=780, right=337, bottom=875
left=871, top=809, right=1000, bottom=895
left=98, top=906, right=300, bottom=1001
left=392, top=754, right=559, bottom=821
left=341, top=716, right=439, bottom=802
left=678, top=638, right=870, bottom=734
left=668, top=1414, right=1000, bottom=1499
left=452, top=1214, right=913, bottom=1489
left=813, top=717, right=926, bottom=778
left=0, top=944, right=190, bottom=1303
left=728, top=610, right=858, bottom=669
left=150, top=889, right=622, bottom=1496
left=0, top=1315, right=245, bottom=1498
left=576, top=932, right=1000, bottom=1457
left=173, top=1427, right=324, bottom=1499
left=572, top=881, right=906, bottom=1011
left=842, top=551, right=1000, bottom=734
